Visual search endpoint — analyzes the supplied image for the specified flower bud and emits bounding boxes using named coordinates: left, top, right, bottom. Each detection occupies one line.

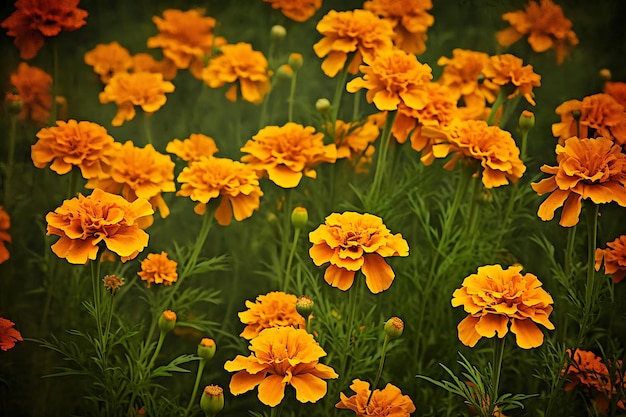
left=158, top=310, right=177, bottom=333
left=384, top=317, right=404, bottom=339
left=518, top=110, right=535, bottom=133
left=599, top=68, right=612, bottom=81
left=288, top=53, right=303, bottom=72
left=197, top=338, right=216, bottom=361
left=315, top=98, right=331, bottom=113
left=571, top=109, right=581, bottom=121
left=291, top=206, right=308, bottom=229
left=200, top=385, right=225, bottom=417
left=5, top=92, right=23, bottom=115
left=276, top=64, right=293, bottom=80
left=103, top=274, right=125, bottom=294
left=270, top=25, right=286, bottom=40
left=296, top=295, right=314, bottom=320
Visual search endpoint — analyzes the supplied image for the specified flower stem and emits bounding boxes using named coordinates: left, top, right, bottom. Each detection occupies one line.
left=283, top=227, right=301, bottom=293
left=339, top=278, right=361, bottom=384
left=147, top=330, right=166, bottom=372
left=183, top=358, right=206, bottom=417
left=367, top=334, right=390, bottom=406
left=288, top=71, right=298, bottom=122
left=143, top=112, right=153, bottom=145
left=366, top=110, right=397, bottom=208
left=486, top=90, right=506, bottom=127
left=489, top=337, right=506, bottom=416
left=582, top=203, right=599, bottom=325
left=330, top=67, right=349, bottom=125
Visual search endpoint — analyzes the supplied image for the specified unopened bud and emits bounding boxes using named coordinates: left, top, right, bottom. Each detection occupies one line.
left=315, top=98, right=331, bottom=113
left=384, top=317, right=404, bottom=339
left=291, top=206, right=308, bottom=229
left=270, top=25, right=286, bottom=41
left=197, top=338, right=216, bottom=361
left=518, top=110, right=535, bottom=132
left=296, top=295, right=314, bottom=320
left=5, top=92, right=23, bottom=115
left=200, top=385, right=225, bottom=417
left=276, top=64, right=293, bottom=80
left=158, top=310, right=177, bottom=333
left=288, top=53, right=303, bottom=72
left=599, top=68, right=612, bottom=82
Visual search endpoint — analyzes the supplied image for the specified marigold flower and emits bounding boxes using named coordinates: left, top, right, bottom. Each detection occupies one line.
left=45, top=188, right=153, bottom=264
left=98, top=71, right=175, bottom=126
left=131, top=53, right=178, bottom=80
left=452, top=264, right=554, bottom=349
left=102, top=274, right=125, bottom=293
left=84, top=41, right=133, bottom=83
left=497, top=0, right=578, bottom=65
left=176, top=156, right=263, bottom=225
left=0, top=318, right=23, bottom=351
left=313, top=9, right=395, bottom=77
left=1, top=0, right=88, bottom=60
left=482, top=54, right=541, bottom=106
left=330, top=118, right=380, bottom=173
left=166, top=133, right=219, bottom=162
left=596, top=235, right=626, bottom=284
left=531, top=136, right=626, bottom=227
left=263, top=0, right=322, bottom=22
left=31, top=120, right=121, bottom=180
left=238, top=291, right=306, bottom=339
left=363, top=0, right=434, bottom=55
left=0, top=207, right=11, bottom=264
left=309, top=212, right=409, bottom=294
left=241, top=123, right=337, bottom=188
left=138, top=251, right=178, bottom=288
left=201, top=42, right=270, bottom=104
left=346, top=48, right=433, bottom=112
left=86, top=141, right=176, bottom=219
left=9, top=62, right=52, bottom=124
left=336, top=379, right=416, bottom=417
left=224, top=326, right=338, bottom=407
left=605, top=81, right=626, bottom=108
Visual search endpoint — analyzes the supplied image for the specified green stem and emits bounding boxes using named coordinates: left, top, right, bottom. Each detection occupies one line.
left=147, top=330, right=166, bottom=372
left=489, top=337, right=506, bottom=416
left=366, top=110, right=397, bottom=208
left=583, top=203, right=599, bottom=323
left=91, top=255, right=103, bottom=340
left=367, top=334, right=390, bottom=406
left=564, top=225, right=577, bottom=281
left=143, top=112, right=153, bottom=145
left=339, top=278, right=361, bottom=383
left=259, top=77, right=278, bottom=129
left=183, top=359, right=207, bottom=417
left=330, top=67, right=349, bottom=125
left=288, top=72, right=298, bottom=122
left=4, top=114, right=17, bottom=206
left=463, top=172, right=482, bottom=244
left=66, top=167, right=79, bottom=199
left=520, top=129, right=529, bottom=162
left=486, top=90, right=506, bottom=127
left=283, top=227, right=301, bottom=293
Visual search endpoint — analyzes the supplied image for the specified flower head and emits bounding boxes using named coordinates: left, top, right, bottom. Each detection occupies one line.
left=224, top=326, right=338, bottom=407
left=103, top=274, right=125, bottom=293
left=238, top=291, right=306, bottom=339
left=497, top=0, right=578, bottom=65
left=176, top=156, right=263, bottom=225
left=201, top=42, right=270, bottom=104
left=0, top=207, right=11, bottom=265
left=131, top=53, right=178, bottom=80
left=313, top=9, right=395, bottom=78
left=9, top=62, right=52, bottom=124
left=531, top=136, right=626, bottom=227
left=84, top=41, right=133, bottom=83
left=309, top=212, right=409, bottom=294
left=0, top=318, right=23, bottom=351
left=166, top=133, right=219, bottom=162
left=336, top=379, right=416, bottom=417
left=596, top=235, right=626, bottom=284
left=482, top=54, right=541, bottom=106
left=263, top=0, right=322, bottom=22
left=98, top=71, right=175, bottom=126
left=138, top=251, right=178, bottom=288
left=200, top=385, right=225, bottom=416
left=1, top=0, right=88, bottom=60
left=330, top=118, right=380, bottom=173
left=45, top=188, right=153, bottom=264
left=605, top=81, right=626, bottom=108
left=451, top=264, right=554, bottom=349
left=241, top=123, right=337, bottom=188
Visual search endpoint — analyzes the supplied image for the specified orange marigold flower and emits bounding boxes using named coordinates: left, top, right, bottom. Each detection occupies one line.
left=84, top=41, right=133, bottom=83
left=364, top=0, right=434, bottom=55
left=131, top=53, right=178, bottom=80
left=596, top=235, right=626, bottom=284
left=422, top=119, right=526, bottom=188
left=0, top=207, right=11, bottom=264
left=45, top=188, right=153, bottom=264
left=451, top=264, right=555, bottom=349
left=176, top=156, right=263, bottom=225
left=576, top=94, right=626, bottom=145
left=330, top=118, right=380, bottom=174
left=201, top=42, right=270, bottom=104
left=147, top=9, right=223, bottom=78
left=137, top=251, right=178, bottom=288
left=238, top=291, right=306, bottom=339
left=31, top=120, right=121, bottom=180
left=224, top=326, right=338, bottom=407
left=313, top=9, right=395, bottom=78
left=263, top=0, right=322, bottom=22
left=346, top=48, right=433, bottom=112
left=336, top=379, right=416, bottom=417
left=240, top=122, right=337, bottom=188
left=531, top=136, right=626, bottom=227
left=9, top=62, right=52, bottom=124
left=1, top=0, right=87, bottom=60
left=98, top=71, right=175, bottom=126
left=0, top=317, right=23, bottom=351
left=86, top=141, right=176, bottom=219
left=482, top=54, right=541, bottom=106
left=309, top=212, right=409, bottom=294
left=605, top=81, right=626, bottom=108
left=496, top=0, right=578, bottom=65
left=166, top=133, right=219, bottom=162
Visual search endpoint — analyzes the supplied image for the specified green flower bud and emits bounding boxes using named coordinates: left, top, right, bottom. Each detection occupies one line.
left=384, top=317, right=404, bottom=339
left=315, top=98, right=331, bottom=113
left=291, top=206, right=308, bottom=229
left=276, top=64, right=293, bottom=80
left=288, top=53, right=303, bottom=72
left=518, top=110, right=535, bottom=133
left=197, top=338, right=216, bottom=361
left=158, top=310, right=177, bottom=333
left=200, top=385, right=225, bottom=417
left=296, top=295, right=314, bottom=320
left=270, top=25, right=286, bottom=40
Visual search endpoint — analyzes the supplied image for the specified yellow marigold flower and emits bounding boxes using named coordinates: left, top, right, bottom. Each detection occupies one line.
left=313, top=9, right=395, bottom=78
left=263, top=0, right=322, bottom=22
left=176, top=156, right=263, bottom=225
left=31, top=120, right=121, bottom=180
left=0, top=317, right=23, bottom=351
left=86, top=141, right=175, bottom=219
left=84, top=41, right=133, bottom=83
left=98, top=71, right=175, bottom=126
left=451, top=264, right=555, bottom=349
left=497, top=0, right=578, bottom=65
left=131, top=53, right=178, bottom=81
left=238, top=291, right=306, bottom=339
left=330, top=118, right=380, bottom=174
left=241, top=122, right=337, bottom=188
left=201, top=42, right=271, bottom=104
left=364, top=0, right=434, bottom=55
left=482, top=54, right=541, bottom=106
left=166, top=133, right=219, bottom=162
left=309, top=212, right=409, bottom=294
left=596, top=235, right=626, bottom=284
left=138, top=251, right=178, bottom=288
left=422, top=119, right=526, bottom=188
left=336, top=379, right=416, bottom=416
left=9, top=62, right=52, bottom=124
left=0, top=207, right=11, bottom=265
left=224, top=326, right=338, bottom=407
left=45, top=188, right=153, bottom=264
left=531, top=136, right=626, bottom=227
left=346, top=48, right=433, bottom=112
left=605, top=81, right=626, bottom=108
left=147, top=8, right=223, bottom=79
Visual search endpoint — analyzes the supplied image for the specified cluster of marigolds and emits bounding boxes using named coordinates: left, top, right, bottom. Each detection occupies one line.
left=2, top=0, right=626, bottom=415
